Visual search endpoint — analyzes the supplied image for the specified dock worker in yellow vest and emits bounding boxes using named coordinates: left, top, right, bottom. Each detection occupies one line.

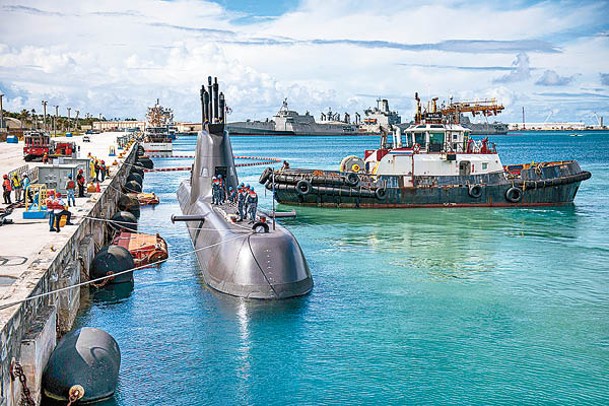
left=11, top=172, right=22, bottom=202
left=89, top=157, right=96, bottom=180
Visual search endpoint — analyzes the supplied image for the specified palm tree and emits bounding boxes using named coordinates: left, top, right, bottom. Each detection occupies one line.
left=18, top=109, right=30, bottom=129
left=31, top=109, right=37, bottom=129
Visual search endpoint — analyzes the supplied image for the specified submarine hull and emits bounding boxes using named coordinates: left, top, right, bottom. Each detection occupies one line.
left=177, top=80, right=312, bottom=299
left=177, top=181, right=312, bottom=299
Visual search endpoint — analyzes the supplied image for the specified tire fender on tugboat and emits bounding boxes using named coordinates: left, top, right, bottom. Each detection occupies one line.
left=346, top=172, right=359, bottom=187
left=259, top=167, right=273, bottom=184
left=296, top=179, right=312, bottom=195
left=505, top=187, right=523, bottom=203
left=375, top=187, right=387, bottom=200
left=468, top=184, right=483, bottom=199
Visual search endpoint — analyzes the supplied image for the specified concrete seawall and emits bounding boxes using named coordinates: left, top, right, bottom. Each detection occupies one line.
left=0, top=144, right=137, bottom=406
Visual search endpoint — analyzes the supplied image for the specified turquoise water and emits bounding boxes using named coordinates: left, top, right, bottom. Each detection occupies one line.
left=75, top=132, right=609, bottom=405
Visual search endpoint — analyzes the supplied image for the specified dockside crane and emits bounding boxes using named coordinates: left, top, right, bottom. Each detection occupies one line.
left=439, top=98, right=505, bottom=124
left=593, top=112, right=604, bottom=128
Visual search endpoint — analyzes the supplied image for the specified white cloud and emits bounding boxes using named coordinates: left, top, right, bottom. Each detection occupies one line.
left=535, top=70, right=576, bottom=86
left=494, top=53, right=531, bottom=83
left=0, top=0, right=608, bottom=123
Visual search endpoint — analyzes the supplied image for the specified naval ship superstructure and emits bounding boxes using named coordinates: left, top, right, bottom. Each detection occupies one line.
left=227, top=98, right=359, bottom=136
left=143, top=99, right=175, bottom=152
left=175, top=77, right=313, bottom=299
left=460, top=115, right=508, bottom=135
left=358, top=98, right=402, bottom=133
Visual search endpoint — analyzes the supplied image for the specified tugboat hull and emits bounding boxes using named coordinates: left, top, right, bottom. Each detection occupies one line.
left=265, top=161, right=591, bottom=208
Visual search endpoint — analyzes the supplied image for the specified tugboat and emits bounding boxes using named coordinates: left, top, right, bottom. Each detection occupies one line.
left=260, top=93, right=591, bottom=208
left=174, top=77, right=313, bottom=299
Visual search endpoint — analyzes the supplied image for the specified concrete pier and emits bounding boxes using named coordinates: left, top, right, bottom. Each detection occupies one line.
left=0, top=132, right=137, bottom=406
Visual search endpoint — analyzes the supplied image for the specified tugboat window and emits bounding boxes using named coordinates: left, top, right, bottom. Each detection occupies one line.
left=414, top=132, right=426, bottom=148
left=429, top=132, right=445, bottom=152
left=459, top=161, right=471, bottom=176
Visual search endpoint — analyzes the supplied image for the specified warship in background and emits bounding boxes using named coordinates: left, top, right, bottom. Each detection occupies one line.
left=227, top=97, right=403, bottom=136
left=142, top=99, right=176, bottom=152
left=358, top=98, right=402, bottom=133
left=459, top=115, right=508, bottom=135
left=227, top=98, right=360, bottom=136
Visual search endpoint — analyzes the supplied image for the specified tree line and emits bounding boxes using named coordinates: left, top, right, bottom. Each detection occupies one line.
left=1, top=108, right=139, bottom=130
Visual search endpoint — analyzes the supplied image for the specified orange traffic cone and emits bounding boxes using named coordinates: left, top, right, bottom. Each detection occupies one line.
left=95, top=182, right=101, bottom=192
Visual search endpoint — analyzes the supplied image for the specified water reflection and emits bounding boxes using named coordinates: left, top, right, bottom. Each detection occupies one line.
left=91, top=281, right=135, bottom=303
left=291, top=206, right=582, bottom=280
left=236, top=299, right=251, bottom=403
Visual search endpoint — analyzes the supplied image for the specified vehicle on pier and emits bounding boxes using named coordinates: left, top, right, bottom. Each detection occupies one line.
left=260, top=93, right=591, bottom=208
left=23, top=132, right=76, bottom=161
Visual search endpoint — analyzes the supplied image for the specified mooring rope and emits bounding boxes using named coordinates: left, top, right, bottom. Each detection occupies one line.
left=0, top=233, right=247, bottom=311
left=140, top=154, right=282, bottom=172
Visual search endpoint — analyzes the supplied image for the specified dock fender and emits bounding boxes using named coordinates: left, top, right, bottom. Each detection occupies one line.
left=42, top=327, right=121, bottom=404
left=375, top=187, right=387, bottom=200
left=346, top=173, right=359, bottom=187
left=296, top=179, right=311, bottom=195
left=505, top=187, right=523, bottom=203
left=259, top=167, right=273, bottom=184
left=129, top=166, right=145, bottom=179
left=126, top=172, right=143, bottom=186
left=137, top=157, right=154, bottom=170
left=252, top=221, right=270, bottom=233
left=468, top=184, right=483, bottom=199
left=124, top=180, right=142, bottom=194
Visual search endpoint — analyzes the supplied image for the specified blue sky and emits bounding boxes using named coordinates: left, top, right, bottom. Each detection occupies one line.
left=1, top=0, right=608, bottom=124
left=213, top=0, right=297, bottom=18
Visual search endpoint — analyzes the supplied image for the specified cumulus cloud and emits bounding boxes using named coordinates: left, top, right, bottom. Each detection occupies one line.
left=535, top=70, right=576, bottom=86
left=493, top=53, right=531, bottom=83
left=0, top=0, right=608, bottom=123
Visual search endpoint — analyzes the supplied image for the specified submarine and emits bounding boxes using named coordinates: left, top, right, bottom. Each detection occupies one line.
left=174, top=77, right=313, bottom=299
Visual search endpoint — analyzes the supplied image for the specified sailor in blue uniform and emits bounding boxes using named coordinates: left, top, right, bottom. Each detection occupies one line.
left=243, top=184, right=251, bottom=219
left=211, top=176, right=219, bottom=205
left=218, top=174, right=226, bottom=204
left=237, top=185, right=247, bottom=221
left=247, top=186, right=258, bottom=223
left=228, top=186, right=236, bottom=203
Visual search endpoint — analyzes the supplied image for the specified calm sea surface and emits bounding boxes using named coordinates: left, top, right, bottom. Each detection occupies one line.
left=75, top=132, right=609, bottom=405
